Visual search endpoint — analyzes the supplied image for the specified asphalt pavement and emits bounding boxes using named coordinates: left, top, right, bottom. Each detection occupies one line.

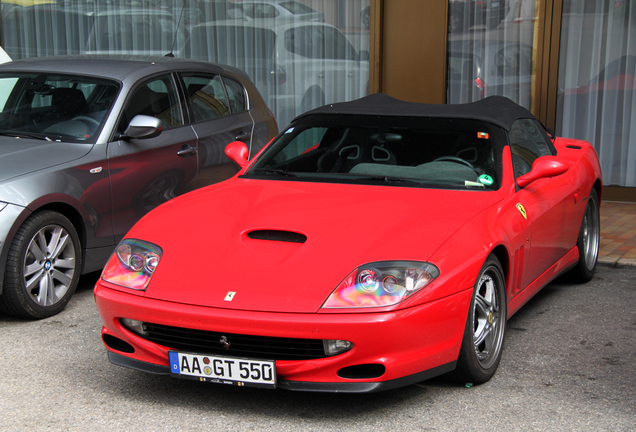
left=0, top=265, right=634, bottom=431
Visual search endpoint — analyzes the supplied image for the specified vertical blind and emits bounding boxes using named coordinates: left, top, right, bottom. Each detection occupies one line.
left=0, top=0, right=371, bottom=128
left=556, top=0, right=636, bottom=187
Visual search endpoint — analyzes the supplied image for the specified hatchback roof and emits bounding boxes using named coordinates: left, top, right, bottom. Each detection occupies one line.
left=296, top=93, right=537, bottom=131
left=0, top=55, right=246, bottom=82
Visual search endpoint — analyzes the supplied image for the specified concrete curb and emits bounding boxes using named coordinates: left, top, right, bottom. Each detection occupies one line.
left=598, top=256, right=636, bottom=268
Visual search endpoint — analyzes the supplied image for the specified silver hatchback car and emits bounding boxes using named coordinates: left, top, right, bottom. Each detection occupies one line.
left=0, top=55, right=277, bottom=319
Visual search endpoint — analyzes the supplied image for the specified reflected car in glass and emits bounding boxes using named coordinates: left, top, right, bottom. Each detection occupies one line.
left=447, top=40, right=533, bottom=107
left=0, top=55, right=277, bottom=319
left=233, top=0, right=325, bottom=22
left=95, top=94, right=602, bottom=392
left=84, top=9, right=190, bottom=56
left=184, top=19, right=369, bottom=127
left=448, top=0, right=509, bottom=33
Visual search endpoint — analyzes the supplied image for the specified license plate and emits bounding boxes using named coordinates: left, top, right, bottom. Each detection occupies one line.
left=169, top=351, right=276, bottom=388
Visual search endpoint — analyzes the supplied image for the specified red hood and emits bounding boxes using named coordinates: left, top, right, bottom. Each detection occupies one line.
left=128, top=178, right=503, bottom=313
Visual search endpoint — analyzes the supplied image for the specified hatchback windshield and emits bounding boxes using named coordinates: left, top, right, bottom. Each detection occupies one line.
left=247, top=115, right=504, bottom=190
left=0, top=73, right=119, bottom=143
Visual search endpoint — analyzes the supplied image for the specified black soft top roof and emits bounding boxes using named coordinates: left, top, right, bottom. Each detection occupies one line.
left=297, top=93, right=536, bottom=131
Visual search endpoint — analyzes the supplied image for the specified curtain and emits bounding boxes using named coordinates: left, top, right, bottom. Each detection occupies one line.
left=446, top=0, right=538, bottom=110
left=556, top=0, right=636, bottom=187
left=0, top=0, right=370, bottom=128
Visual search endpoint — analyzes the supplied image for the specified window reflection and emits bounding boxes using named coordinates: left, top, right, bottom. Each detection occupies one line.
left=556, top=0, right=636, bottom=187
left=446, top=0, right=537, bottom=109
left=1, top=0, right=371, bottom=128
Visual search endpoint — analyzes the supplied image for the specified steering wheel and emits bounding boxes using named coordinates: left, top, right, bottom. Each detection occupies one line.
left=432, top=156, right=476, bottom=170
left=72, top=116, right=100, bottom=128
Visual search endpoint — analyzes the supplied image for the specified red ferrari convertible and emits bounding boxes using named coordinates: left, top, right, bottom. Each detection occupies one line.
left=95, top=94, right=602, bottom=392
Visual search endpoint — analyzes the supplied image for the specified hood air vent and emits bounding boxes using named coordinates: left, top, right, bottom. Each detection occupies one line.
left=247, top=230, right=307, bottom=243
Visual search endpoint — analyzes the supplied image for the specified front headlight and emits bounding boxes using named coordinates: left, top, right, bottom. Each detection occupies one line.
left=322, top=261, right=440, bottom=308
left=101, top=239, right=163, bottom=291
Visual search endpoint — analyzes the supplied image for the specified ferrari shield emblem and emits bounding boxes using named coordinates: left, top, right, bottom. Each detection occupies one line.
left=516, top=203, right=527, bottom=220
left=224, top=292, right=236, bottom=301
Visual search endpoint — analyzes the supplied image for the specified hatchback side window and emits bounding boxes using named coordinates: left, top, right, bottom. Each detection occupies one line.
left=252, top=4, right=279, bottom=18
left=182, top=74, right=231, bottom=122
left=509, top=118, right=552, bottom=178
left=120, top=74, right=182, bottom=131
left=222, top=77, right=246, bottom=113
left=284, top=26, right=357, bottom=60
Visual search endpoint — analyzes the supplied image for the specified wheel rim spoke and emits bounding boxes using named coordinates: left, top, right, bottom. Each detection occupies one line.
left=54, top=257, right=75, bottom=270
left=24, top=261, right=44, bottom=278
left=50, top=230, right=70, bottom=261
left=25, top=269, right=45, bottom=292
left=36, top=272, right=51, bottom=305
left=51, top=269, right=73, bottom=288
left=28, top=234, right=46, bottom=263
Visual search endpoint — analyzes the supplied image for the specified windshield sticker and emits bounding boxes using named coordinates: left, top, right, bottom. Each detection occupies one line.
left=477, top=132, right=489, bottom=139
left=465, top=181, right=485, bottom=187
left=478, top=174, right=494, bottom=186
left=285, top=127, right=295, bottom=134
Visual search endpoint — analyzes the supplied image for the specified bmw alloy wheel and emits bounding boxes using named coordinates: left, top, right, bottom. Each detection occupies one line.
left=0, top=211, right=81, bottom=319
left=23, top=224, right=77, bottom=307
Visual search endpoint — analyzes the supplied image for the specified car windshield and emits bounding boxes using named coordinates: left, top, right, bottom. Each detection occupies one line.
left=0, top=72, right=119, bottom=144
left=279, top=1, right=318, bottom=14
left=246, top=114, right=505, bottom=190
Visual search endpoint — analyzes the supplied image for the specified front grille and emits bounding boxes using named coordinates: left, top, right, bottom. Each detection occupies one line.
left=140, top=323, right=327, bottom=361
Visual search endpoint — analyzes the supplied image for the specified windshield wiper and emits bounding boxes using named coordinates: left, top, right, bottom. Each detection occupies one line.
left=357, top=176, right=425, bottom=186
left=0, top=130, right=54, bottom=141
left=250, top=168, right=299, bottom=177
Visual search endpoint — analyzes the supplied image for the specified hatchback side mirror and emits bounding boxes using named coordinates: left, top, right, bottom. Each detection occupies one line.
left=517, top=156, right=569, bottom=188
left=225, top=140, right=249, bottom=168
left=121, top=115, right=163, bottom=140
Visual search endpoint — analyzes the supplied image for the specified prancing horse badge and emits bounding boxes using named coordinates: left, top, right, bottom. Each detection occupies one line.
left=516, top=203, right=527, bottom=220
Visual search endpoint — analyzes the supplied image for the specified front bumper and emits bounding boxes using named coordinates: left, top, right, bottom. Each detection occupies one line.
left=107, top=350, right=456, bottom=393
left=95, top=282, right=472, bottom=393
left=0, top=202, right=29, bottom=293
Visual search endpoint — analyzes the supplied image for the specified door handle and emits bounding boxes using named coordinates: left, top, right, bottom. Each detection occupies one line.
left=235, top=131, right=251, bottom=141
left=177, top=145, right=197, bottom=157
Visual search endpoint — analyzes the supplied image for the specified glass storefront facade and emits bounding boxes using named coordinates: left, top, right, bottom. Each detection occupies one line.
left=556, top=0, right=636, bottom=188
left=447, top=0, right=537, bottom=109
left=447, top=0, right=636, bottom=188
left=0, top=0, right=371, bottom=127
left=1, top=0, right=635, bottom=188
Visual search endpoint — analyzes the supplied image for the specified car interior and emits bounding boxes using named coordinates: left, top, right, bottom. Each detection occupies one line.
left=250, top=116, right=503, bottom=189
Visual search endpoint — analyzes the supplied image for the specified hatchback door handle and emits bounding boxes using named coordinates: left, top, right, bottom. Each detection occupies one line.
left=177, top=145, right=197, bottom=157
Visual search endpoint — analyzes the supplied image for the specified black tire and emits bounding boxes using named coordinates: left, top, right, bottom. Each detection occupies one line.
left=448, top=254, right=507, bottom=384
left=0, top=211, right=81, bottom=319
left=569, top=188, right=600, bottom=282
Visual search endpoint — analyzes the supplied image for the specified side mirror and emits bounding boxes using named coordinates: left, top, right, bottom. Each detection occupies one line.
left=121, top=115, right=163, bottom=140
left=517, top=156, right=569, bottom=188
left=225, top=140, right=249, bottom=168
